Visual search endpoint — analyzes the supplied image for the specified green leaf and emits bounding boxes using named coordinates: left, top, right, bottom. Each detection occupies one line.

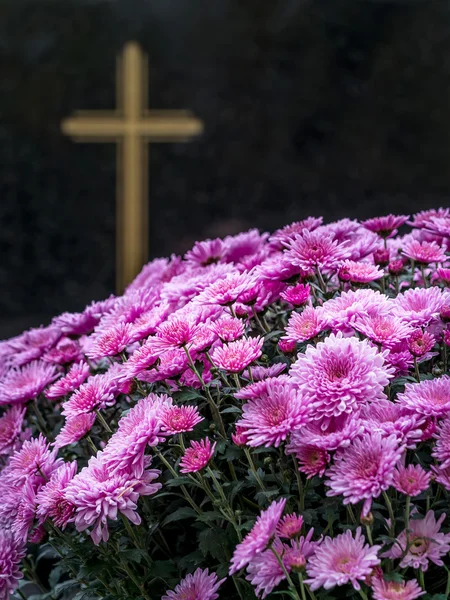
left=220, top=406, right=242, bottom=414
left=166, top=476, right=202, bottom=488
left=121, top=549, right=148, bottom=565
left=198, top=527, right=228, bottom=560
left=162, top=507, right=197, bottom=526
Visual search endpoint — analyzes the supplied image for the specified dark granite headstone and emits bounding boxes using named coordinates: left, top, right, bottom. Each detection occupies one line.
left=1, top=0, right=449, bottom=338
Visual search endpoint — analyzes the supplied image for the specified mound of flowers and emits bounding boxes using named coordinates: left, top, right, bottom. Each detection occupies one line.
left=1, top=209, right=450, bottom=600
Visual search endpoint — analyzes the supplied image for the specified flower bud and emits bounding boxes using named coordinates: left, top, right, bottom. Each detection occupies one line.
left=360, top=511, right=374, bottom=526
left=373, top=249, right=390, bottom=266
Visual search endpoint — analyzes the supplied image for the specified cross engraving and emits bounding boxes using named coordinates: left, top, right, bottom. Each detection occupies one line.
left=61, top=42, right=204, bottom=292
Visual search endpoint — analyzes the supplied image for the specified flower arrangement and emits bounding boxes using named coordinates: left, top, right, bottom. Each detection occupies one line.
left=1, top=208, right=450, bottom=600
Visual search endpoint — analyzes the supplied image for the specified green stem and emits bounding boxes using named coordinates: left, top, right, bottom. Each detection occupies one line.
left=95, top=409, right=112, bottom=433
left=420, top=264, right=428, bottom=288
left=269, top=546, right=301, bottom=600
left=414, top=357, right=421, bottom=382
left=233, top=373, right=241, bottom=389
left=85, top=435, right=98, bottom=455
left=244, top=447, right=266, bottom=492
left=418, top=568, right=425, bottom=590
left=31, top=401, right=50, bottom=437
left=291, top=456, right=305, bottom=511
left=297, top=571, right=307, bottom=600
left=366, top=525, right=373, bottom=546
left=315, top=269, right=327, bottom=294
left=358, top=590, right=369, bottom=600
left=383, top=491, right=396, bottom=537
left=154, top=448, right=202, bottom=515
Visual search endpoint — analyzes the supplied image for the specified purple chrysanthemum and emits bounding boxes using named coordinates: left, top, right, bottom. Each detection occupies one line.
left=393, top=287, right=445, bottom=327
left=397, top=376, right=450, bottom=417
left=0, top=530, right=25, bottom=600
left=391, top=464, right=431, bottom=497
left=402, top=239, right=447, bottom=264
left=53, top=413, right=96, bottom=449
left=353, top=314, right=413, bottom=349
left=162, top=568, right=225, bottom=600
left=0, top=406, right=27, bottom=456
left=0, top=360, right=59, bottom=405
left=211, top=337, right=263, bottom=373
left=62, top=374, right=116, bottom=418
left=372, top=576, right=424, bottom=600
left=325, top=433, right=404, bottom=516
left=285, top=229, right=350, bottom=274
left=229, top=498, right=287, bottom=574
left=179, top=438, right=216, bottom=474
left=338, top=260, right=383, bottom=283
left=236, top=378, right=311, bottom=447
left=362, top=214, right=409, bottom=237
left=45, top=361, right=91, bottom=400
left=383, top=511, right=450, bottom=571
left=160, top=404, right=203, bottom=435
left=36, top=461, right=77, bottom=529
left=290, top=333, right=393, bottom=427
left=305, top=528, right=381, bottom=591
left=283, top=305, right=328, bottom=343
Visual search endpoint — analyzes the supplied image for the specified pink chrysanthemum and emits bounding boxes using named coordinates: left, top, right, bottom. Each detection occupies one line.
left=288, top=442, right=330, bottom=478
left=36, top=461, right=77, bottom=529
left=383, top=511, right=450, bottom=571
left=122, top=338, right=159, bottom=379
left=276, top=513, right=304, bottom=539
left=360, top=400, right=424, bottom=448
left=402, top=239, right=447, bottom=264
left=290, top=333, right=393, bottom=427
left=138, top=347, right=189, bottom=383
left=43, top=336, right=82, bottom=364
left=162, top=568, right=225, bottom=600
left=45, top=361, right=91, bottom=400
left=6, top=434, right=61, bottom=487
left=325, top=433, right=404, bottom=516
left=236, top=378, right=311, bottom=447
left=52, top=300, right=106, bottom=335
left=305, top=528, right=381, bottom=591
left=179, top=438, right=216, bottom=474
left=393, top=287, right=445, bottom=327
left=285, top=229, right=350, bottom=274
left=392, top=464, right=431, bottom=497
left=64, top=456, right=161, bottom=545
left=211, top=337, right=263, bottom=373
left=86, top=322, right=134, bottom=360
left=362, top=214, right=409, bottom=237
left=397, top=377, right=450, bottom=417
left=195, top=272, right=255, bottom=306
left=321, top=289, right=390, bottom=333
left=432, top=416, right=450, bottom=468
left=232, top=425, right=250, bottom=447
left=249, top=364, right=287, bottom=381
left=436, top=267, right=450, bottom=286
left=0, top=530, right=25, bottom=600
left=353, top=314, right=413, bottom=349
left=338, top=260, right=383, bottom=283
left=0, top=360, right=59, bottom=405
left=389, top=258, right=405, bottom=275
left=210, top=316, right=245, bottom=342
left=229, top=498, right=287, bottom=574
left=283, top=305, right=328, bottom=343
left=287, top=415, right=363, bottom=452
left=372, top=576, right=424, bottom=600
left=12, top=480, right=37, bottom=543
left=62, top=374, right=116, bottom=418
left=407, top=329, right=435, bottom=357
left=185, top=238, right=225, bottom=266
left=160, top=404, right=203, bottom=435
left=53, top=413, right=96, bottom=449
left=0, top=406, right=27, bottom=456
left=270, top=217, right=323, bottom=249
left=280, top=283, right=311, bottom=307
left=102, top=394, right=168, bottom=477
left=152, top=316, right=201, bottom=352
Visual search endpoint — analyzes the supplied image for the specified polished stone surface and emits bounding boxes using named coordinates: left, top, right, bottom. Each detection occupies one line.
left=1, top=0, right=450, bottom=337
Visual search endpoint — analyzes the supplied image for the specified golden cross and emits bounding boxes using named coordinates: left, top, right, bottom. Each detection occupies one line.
left=61, top=42, right=203, bottom=292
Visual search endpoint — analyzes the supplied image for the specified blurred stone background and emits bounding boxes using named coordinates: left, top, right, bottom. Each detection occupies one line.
left=1, top=0, right=449, bottom=338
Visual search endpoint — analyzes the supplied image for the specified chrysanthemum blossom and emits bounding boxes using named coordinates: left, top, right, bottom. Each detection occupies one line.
left=236, top=378, right=311, bottom=447
left=152, top=316, right=201, bottom=352
left=287, top=442, right=330, bottom=478
left=6, top=434, right=61, bottom=486
left=162, top=568, right=225, bottom=600
left=229, top=498, right=287, bottom=574
left=325, top=433, right=404, bottom=516
left=195, top=272, right=256, bottom=306
left=283, top=305, right=328, bottom=343
left=353, top=314, right=413, bottom=349
left=393, top=287, right=445, bottom=327
left=64, top=456, right=161, bottom=544
left=362, top=214, right=409, bottom=237
left=53, top=413, right=96, bottom=449
left=45, top=361, right=91, bottom=400
left=285, top=229, right=350, bottom=274
left=321, top=289, right=391, bottom=333
left=210, top=316, right=245, bottom=342
left=276, top=513, right=304, bottom=539
left=179, top=438, right=216, bottom=473
left=407, top=329, right=435, bottom=357
left=397, top=376, right=450, bottom=417
left=372, top=576, right=425, bottom=600
left=305, top=528, right=381, bottom=591
left=287, top=415, right=363, bottom=453
left=12, top=480, right=37, bottom=543
left=43, top=336, right=81, bottom=365
left=290, top=333, right=393, bottom=426
left=185, top=238, right=225, bottom=266
left=211, top=337, right=263, bottom=373
left=402, top=239, right=447, bottom=264
left=391, top=464, right=431, bottom=497
left=36, top=461, right=77, bottom=529
left=338, top=260, right=383, bottom=283
left=62, top=374, right=116, bottom=418
left=86, top=322, right=134, bottom=360
left=0, top=360, right=59, bottom=405
left=0, top=406, right=27, bottom=456
left=269, top=216, right=323, bottom=249
left=432, top=416, right=450, bottom=468
left=160, top=404, right=203, bottom=435
left=0, top=529, right=25, bottom=600
left=101, top=394, right=168, bottom=476
left=280, top=283, right=311, bottom=307
left=383, top=511, right=450, bottom=571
